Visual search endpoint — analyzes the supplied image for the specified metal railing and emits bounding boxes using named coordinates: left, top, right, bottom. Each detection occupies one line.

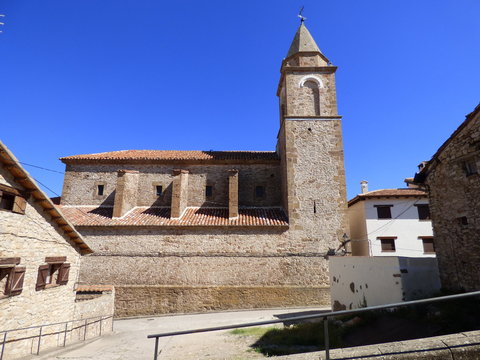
left=0, top=314, right=114, bottom=360
left=147, top=290, right=480, bottom=360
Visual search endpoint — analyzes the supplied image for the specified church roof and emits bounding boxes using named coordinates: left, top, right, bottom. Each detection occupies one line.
left=286, top=23, right=323, bottom=58
left=60, top=150, right=279, bottom=164
left=58, top=206, right=289, bottom=228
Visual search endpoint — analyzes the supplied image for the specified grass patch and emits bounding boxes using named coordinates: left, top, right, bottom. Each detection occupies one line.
left=230, top=326, right=278, bottom=337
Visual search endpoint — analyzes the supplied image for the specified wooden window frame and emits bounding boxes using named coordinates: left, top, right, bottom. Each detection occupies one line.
left=415, top=204, right=431, bottom=221
left=0, top=184, right=27, bottom=215
left=374, top=205, right=393, bottom=219
left=36, top=257, right=70, bottom=291
left=0, top=257, right=25, bottom=299
left=420, top=237, right=435, bottom=254
left=378, top=237, right=397, bottom=252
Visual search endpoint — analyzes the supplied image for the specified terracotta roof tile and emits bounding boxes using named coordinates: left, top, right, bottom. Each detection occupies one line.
left=348, top=188, right=427, bottom=206
left=60, top=150, right=279, bottom=163
left=59, top=206, right=289, bottom=228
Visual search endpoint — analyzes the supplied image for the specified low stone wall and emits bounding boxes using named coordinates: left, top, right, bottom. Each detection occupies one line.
left=73, top=287, right=115, bottom=337
left=281, top=330, right=480, bottom=359
left=114, top=285, right=330, bottom=317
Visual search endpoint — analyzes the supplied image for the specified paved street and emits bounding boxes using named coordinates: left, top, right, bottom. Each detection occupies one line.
left=32, top=307, right=329, bottom=360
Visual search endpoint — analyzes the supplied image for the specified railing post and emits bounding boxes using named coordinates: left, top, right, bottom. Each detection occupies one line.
left=99, top=317, right=103, bottom=336
left=37, top=326, right=42, bottom=355
left=63, top=322, right=68, bottom=347
left=323, top=317, right=330, bottom=360
left=0, top=332, right=7, bottom=360
left=83, top=319, right=87, bottom=341
left=111, top=315, right=114, bottom=332
left=154, top=337, right=159, bottom=360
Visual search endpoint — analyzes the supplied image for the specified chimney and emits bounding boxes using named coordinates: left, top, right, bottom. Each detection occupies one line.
left=171, top=169, right=189, bottom=218
left=113, top=170, right=139, bottom=218
left=360, top=180, right=368, bottom=194
left=228, top=169, right=239, bottom=219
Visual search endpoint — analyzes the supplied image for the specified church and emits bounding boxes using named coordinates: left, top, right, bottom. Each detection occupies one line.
left=57, top=23, right=349, bottom=317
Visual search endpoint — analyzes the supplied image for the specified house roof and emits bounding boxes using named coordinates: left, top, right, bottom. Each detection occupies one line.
left=416, top=103, right=480, bottom=182
left=60, top=150, right=280, bottom=164
left=58, top=206, right=289, bottom=228
left=0, top=141, right=93, bottom=255
left=348, top=188, right=428, bottom=207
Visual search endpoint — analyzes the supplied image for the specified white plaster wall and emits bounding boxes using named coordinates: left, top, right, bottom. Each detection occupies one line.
left=364, top=198, right=434, bottom=257
left=329, top=256, right=441, bottom=310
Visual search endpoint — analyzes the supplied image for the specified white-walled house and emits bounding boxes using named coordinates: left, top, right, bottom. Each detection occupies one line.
left=348, top=181, right=434, bottom=257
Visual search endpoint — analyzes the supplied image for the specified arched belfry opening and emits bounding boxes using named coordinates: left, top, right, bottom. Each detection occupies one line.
left=302, top=80, right=320, bottom=116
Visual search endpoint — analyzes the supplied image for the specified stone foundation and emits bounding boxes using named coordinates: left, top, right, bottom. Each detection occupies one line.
left=114, top=285, right=330, bottom=317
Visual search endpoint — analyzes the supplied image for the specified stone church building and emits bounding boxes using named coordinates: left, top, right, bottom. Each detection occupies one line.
left=58, top=23, right=349, bottom=317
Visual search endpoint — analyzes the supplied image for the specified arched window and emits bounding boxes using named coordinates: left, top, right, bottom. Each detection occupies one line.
left=302, top=80, right=320, bottom=116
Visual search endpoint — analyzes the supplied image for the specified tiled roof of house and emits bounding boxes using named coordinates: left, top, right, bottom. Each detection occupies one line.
left=59, top=206, right=289, bottom=228
left=348, top=188, right=427, bottom=206
left=0, top=141, right=92, bottom=255
left=60, top=150, right=280, bottom=164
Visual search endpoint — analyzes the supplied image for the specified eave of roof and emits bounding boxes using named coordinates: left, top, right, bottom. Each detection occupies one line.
left=60, top=150, right=280, bottom=165
left=348, top=188, right=428, bottom=207
left=0, top=141, right=93, bottom=255
left=417, top=103, right=480, bottom=182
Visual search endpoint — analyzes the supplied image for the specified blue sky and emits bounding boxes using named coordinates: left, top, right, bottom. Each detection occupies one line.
left=1, top=0, right=479, bottom=200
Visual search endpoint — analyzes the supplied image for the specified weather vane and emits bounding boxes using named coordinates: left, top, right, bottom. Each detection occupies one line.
left=298, top=6, right=306, bottom=23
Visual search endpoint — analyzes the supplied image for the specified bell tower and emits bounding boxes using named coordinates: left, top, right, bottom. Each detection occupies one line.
left=277, top=22, right=348, bottom=247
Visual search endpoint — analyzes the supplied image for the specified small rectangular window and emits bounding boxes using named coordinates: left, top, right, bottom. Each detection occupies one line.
left=379, top=238, right=396, bottom=252
left=457, top=216, right=468, bottom=226
left=464, top=159, right=478, bottom=176
left=0, top=258, right=25, bottom=297
left=416, top=204, right=430, bottom=220
left=97, top=185, right=104, bottom=196
left=375, top=205, right=392, bottom=219
left=36, top=258, right=70, bottom=291
left=0, top=192, right=15, bottom=211
left=255, top=186, right=265, bottom=199
left=156, top=185, right=163, bottom=196
left=0, top=185, right=26, bottom=215
left=421, top=237, right=435, bottom=253
left=205, top=185, right=213, bottom=198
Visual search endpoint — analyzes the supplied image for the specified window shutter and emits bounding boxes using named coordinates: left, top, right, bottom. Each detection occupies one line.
left=2, top=267, right=15, bottom=296
left=12, top=196, right=27, bottom=214
left=57, top=263, right=70, bottom=285
left=9, top=266, right=26, bottom=295
left=36, top=265, right=50, bottom=291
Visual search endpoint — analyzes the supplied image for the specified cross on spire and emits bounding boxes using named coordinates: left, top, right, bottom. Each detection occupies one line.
left=298, top=6, right=306, bottom=23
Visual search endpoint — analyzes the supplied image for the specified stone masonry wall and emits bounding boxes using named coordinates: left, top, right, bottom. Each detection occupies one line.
left=0, top=166, right=82, bottom=360
left=61, top=163, right=281, bottom=208
left=425, top=111, right=480, bottom=291
left=78, top=226, right=332, bottom=315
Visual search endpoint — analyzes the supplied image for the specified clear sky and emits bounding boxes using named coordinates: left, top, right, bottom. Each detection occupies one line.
left=1, top=0, right=479, bottom=200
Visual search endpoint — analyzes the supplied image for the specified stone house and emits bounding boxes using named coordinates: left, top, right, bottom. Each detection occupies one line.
left=414, top=103, right=480, bottom=292
left=57, top=23, right=349, bottom=317
left=348, top=181, right=434, bottom=257
left=0, top=141, right=113, bottom=359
